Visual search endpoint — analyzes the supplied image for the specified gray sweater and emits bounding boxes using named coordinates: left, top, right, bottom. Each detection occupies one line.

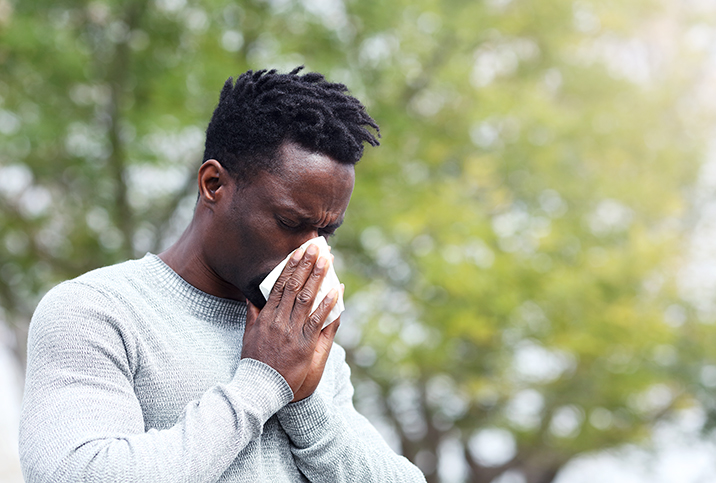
left=19, top=254, right=425, bottom=483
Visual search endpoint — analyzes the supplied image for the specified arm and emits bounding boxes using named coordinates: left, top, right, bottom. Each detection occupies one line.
left=276, top=344, right=426, bottom=483
left=19, top=282, right=293, bottom=483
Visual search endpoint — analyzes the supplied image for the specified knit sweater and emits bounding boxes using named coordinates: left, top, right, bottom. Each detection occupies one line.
left=19, top=254, right=425, bottom=483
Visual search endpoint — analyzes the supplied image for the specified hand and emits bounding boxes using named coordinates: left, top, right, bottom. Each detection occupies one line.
left=291, top=311, right=341, bottom=402
left=290, top=283, right=344, bottom=402
left=242, top=244, right=340, bottom=399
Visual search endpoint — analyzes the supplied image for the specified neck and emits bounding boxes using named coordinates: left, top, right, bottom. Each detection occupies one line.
left=159, top=218, right=246, bottom=301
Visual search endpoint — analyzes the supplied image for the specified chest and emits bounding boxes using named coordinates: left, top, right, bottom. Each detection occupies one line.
left=129, top=307, right=245, bottom=431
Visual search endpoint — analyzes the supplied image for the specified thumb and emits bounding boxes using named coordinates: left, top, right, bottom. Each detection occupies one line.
left=246, top=300, right=260, bottom=327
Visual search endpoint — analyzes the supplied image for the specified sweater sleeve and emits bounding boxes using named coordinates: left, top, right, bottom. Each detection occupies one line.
left=19, top=282, right=293, bottom=483
left=275, top=345, right=426, bottom=483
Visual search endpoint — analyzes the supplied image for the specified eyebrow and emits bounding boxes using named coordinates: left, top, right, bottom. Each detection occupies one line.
left=322, top=218, right=344, bottom=233
left=280, top=207, right=345, bottom=232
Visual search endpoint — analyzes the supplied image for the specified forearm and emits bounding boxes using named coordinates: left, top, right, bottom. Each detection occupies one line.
left=20, top=358, right=292, bottom=483
left=276, top=395, right=425, bottom=483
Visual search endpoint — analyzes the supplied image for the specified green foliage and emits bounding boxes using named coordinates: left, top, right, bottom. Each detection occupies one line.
left=1, top=0, right=715, bottom=482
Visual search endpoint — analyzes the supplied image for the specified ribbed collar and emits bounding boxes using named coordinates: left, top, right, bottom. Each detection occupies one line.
left=140, top=253, right=247, bottom=323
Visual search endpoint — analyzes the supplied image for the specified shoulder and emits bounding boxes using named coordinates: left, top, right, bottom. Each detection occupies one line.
left=30, top=256, right=153, bottom=342
left=37, top=256, right=151, bottom=310
left=69, top=255, right=151, bottom=295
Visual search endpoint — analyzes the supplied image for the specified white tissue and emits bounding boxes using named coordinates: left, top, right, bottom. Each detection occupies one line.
left=259, top=236, right=344, bottom=328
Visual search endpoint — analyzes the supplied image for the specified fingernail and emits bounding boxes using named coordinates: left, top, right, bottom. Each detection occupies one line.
left=291, top=248, right=304, bottom=262
left=316, top=256, right=327, bottom=269
left=306, top=244, right=319, bottom=257
left=327, top=288, right=338, bottom=301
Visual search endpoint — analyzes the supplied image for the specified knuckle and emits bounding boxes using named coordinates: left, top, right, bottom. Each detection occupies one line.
left=270, top=280, right=286, bottom=296
left=308, top=312, right=323, bottom=328
left=275, top=273, right=290, bottom=286
left=296, top=289, right=314, bottom=306
left=320, top=293, right=334, bottom=308
left=285, top=277, right=303, bottom=293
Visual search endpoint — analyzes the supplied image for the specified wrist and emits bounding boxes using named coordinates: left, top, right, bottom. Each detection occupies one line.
left=277, top=393, right=332, bottom=447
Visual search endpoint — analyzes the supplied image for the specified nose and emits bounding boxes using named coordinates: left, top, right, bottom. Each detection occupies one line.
left=304, top=229, right=321, bottom=244
left=293, top=230, right=322, bottom=250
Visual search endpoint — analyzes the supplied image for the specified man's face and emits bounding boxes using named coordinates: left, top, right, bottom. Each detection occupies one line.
left=205, top=142, right=355, bottom=307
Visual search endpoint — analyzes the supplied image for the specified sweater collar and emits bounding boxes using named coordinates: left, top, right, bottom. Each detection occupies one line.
left=142, top=253, right=248, bottom=322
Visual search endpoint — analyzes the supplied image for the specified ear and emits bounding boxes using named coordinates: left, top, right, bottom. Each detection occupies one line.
left=197, top=159, right=230, bottom=204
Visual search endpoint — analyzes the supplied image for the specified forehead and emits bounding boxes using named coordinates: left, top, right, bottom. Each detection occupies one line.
left=251, top=143, right=355, bottom=217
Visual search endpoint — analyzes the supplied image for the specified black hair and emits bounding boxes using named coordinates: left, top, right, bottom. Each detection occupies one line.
left=203, top=66, right=380, bottom=181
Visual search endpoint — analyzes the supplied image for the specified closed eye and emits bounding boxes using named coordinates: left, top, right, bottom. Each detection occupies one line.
left=276, top=216, right=300, bottom=230
left=276, top=215, right=342, bottom=238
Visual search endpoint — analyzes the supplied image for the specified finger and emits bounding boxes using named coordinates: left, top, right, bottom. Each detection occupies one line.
left=313, top=316, right=341, bottom=371
left=321, top=315, right=341, bottom=341
left=281, top=243, right=321, bottom=306
left=304, top=287, right=339, bottom=337
left=292, top=254, right=331, bottom=320
left=246, top=300, right=260, bottom=328
left=266, top=247, right=305, bottom=306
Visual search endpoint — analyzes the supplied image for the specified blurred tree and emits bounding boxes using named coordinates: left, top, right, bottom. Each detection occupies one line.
left=1, top=0, right=715, bottom=482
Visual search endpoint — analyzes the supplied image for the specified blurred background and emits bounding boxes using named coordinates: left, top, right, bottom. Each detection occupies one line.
left=3, top=0, right=716, bottom=482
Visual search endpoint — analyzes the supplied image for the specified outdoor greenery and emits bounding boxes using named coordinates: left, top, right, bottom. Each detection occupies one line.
left=2, top=0, right=716, bottom=482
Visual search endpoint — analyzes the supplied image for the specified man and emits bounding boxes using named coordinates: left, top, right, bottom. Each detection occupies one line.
left=19, top=68, right=426, bottom=482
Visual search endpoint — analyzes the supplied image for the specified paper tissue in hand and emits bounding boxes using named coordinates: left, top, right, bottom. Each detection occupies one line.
left=258, top=236, right=344, bottom=328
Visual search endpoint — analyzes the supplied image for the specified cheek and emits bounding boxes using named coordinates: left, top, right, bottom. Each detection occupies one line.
left=230, top=212, right=305, bottom=280
left=242, top=232, right=287, bottom=275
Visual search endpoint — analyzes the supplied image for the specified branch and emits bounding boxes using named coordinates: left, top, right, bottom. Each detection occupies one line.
left=150, top=170, right=198, bottom=254
left=103, top=0, right=149, bottom=258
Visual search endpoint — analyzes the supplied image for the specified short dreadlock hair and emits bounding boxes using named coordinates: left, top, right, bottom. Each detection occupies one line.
left=203, top=66, right=380, bottom=182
